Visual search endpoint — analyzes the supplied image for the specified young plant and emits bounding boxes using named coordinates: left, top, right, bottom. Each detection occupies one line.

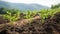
left=3, top=11, right=20, bottom=25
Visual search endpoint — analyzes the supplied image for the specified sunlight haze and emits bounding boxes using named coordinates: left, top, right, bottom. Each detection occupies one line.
left=1, top=0, right=60, bottom=7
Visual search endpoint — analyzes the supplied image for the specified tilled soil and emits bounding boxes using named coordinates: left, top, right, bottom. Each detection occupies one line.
left=0, top=12, right=60, bottom=34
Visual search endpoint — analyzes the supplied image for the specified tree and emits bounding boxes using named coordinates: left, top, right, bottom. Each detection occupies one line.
left=51, top=4, right=60, bottom=9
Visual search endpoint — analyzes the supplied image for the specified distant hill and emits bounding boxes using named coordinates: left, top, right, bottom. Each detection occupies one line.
left=0, top=1, right=49, bottom=10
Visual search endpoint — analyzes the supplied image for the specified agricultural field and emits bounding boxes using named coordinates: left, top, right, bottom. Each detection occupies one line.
left=0, top=0, right=60, bottom=34
left=0, top=2, right=60, bottom=34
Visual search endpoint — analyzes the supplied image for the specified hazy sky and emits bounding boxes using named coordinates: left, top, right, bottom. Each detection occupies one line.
left=1, top=0, right=60, bottom=7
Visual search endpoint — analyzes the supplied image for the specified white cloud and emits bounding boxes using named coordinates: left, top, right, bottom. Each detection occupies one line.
left=1, top=0, right=60, bottom=7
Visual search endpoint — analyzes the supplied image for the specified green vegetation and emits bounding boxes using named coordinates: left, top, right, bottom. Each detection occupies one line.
left=23, top=10, right=37, bottom=19
left=0, top=4, right=60, bottom=24
left=0, top=8, right=20, bottom=24
left=39, top=8, right=60, bottom=19
left=51, top=4, right=60, bottom=9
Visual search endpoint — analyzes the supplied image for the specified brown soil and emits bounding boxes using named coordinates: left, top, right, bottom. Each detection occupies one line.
left=0, top=16, right=9, bottom=24
left=0, top=12, right=60, bottom=34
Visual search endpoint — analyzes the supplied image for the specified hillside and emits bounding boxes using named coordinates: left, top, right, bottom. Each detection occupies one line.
left=0, top=1, right=49, bottom=10
left=0, top=8, right=60, bottom=34
left=0, top=0, right=60, bottom=34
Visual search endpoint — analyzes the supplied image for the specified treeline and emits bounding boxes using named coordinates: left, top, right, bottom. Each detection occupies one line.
left=51, top=4, right=60, bottom=9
